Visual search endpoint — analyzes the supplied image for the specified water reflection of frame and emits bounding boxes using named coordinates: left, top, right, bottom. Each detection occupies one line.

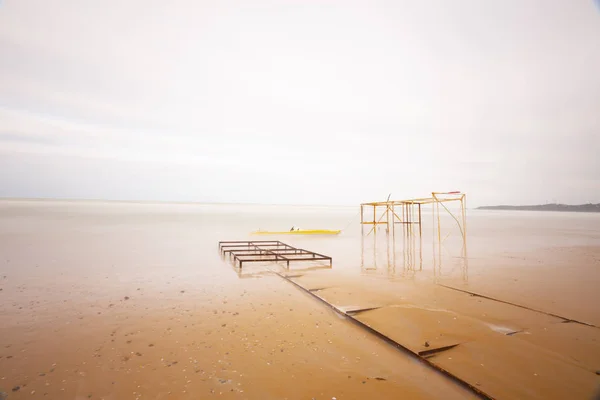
left=233, top=263, right=332, bottom=279
left=360, top=226, right=468, bottom=282
left=360, top=228, right=422, bottom=278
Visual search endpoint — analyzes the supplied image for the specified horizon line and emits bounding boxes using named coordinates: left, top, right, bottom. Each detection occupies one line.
left=0, top=196, right=359, bottom=208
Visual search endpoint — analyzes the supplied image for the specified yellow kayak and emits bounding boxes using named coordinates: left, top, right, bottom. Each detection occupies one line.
left=251, top=229, right=341, bottom=235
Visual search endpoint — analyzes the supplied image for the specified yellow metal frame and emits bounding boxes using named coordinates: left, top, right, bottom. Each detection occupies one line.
left=431, top=191, right=467, bottom=245
left=360, top=191, right=466, bottom=244
left=360, top=192, right=468, bottom=281
left=360, top=191, right=467, bottom=281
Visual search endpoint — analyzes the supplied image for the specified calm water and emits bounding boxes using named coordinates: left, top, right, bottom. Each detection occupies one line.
left=1, top=199, right=599, bottom=276
left=1, top=199, right=598, bottom=316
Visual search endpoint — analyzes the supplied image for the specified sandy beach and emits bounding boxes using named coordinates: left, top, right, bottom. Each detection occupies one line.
left=1, top=200, right=599, bottom=399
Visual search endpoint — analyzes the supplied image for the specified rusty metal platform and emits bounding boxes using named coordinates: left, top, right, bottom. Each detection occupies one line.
left=218, top=240, right=332, bottom=268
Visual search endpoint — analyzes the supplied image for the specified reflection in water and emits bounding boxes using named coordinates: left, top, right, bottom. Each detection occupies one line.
left=361, top=227, right=423, bottom=278
left=229, top=259, right=333, bottom=279
left=433, top=232, right=469, bottom=283
left=361, top=220, right=468, bottom=282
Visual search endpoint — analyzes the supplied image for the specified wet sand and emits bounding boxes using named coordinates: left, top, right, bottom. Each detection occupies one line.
left=446, top=245, right=600, bottom=326
left=283, top=270, right=600, bottom=399
left=0, top=200, right=474, bottom=399
left=1, top=200, right=599, bottom=399
left=0, top=277, right=474, bottom=399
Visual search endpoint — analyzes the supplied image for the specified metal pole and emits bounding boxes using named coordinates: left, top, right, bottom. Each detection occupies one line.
left=392, top=204, right=396, bottom=238
left=461, top=194, right=468, bottom=282
left=405, top=203, right=409, bottom=236
left=373, top=205, right=376, bottom=234
left=386, top=204, right=389, bottom=233
left=402, top=203, right=405, bottom=236
left=435, top=196, right=441, bottom=245
left=436, top=197, right=442, bottom=273
left=411, top=202, right=415, bottom=236
left=461, top=195, right=467, bottom=243
left=407, top=203, right=411, bottom=236
left=409, top=204, right=413, bottom=268
left=418, top=203, right=422, bottom=239
left=432, top=200, right=436, bottom=273
left=361, top=205, right=364, bottom=237
left=392, top=226, right=396, bottom=276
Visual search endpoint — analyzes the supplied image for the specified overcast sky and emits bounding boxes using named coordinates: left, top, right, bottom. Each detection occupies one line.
left=1, top=0, right=599, bottom=206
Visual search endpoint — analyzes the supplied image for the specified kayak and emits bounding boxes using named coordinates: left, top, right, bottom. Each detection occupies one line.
left=251, top=229, right=341, bottom=235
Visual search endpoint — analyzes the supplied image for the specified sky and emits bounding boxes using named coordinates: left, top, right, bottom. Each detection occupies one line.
left=0, top=0, right=599, bottom=206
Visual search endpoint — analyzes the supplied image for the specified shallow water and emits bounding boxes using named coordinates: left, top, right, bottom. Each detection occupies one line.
left=0, top=200, right=599, bottom=399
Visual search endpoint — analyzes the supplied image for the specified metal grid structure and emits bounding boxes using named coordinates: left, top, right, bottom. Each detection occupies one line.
left=218, top=240, right=332, bottom=269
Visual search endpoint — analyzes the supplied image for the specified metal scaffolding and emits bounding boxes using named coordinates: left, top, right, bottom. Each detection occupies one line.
left=360, top=192, right=467, bottom=280
left=360, top=191, right=467, bottom=245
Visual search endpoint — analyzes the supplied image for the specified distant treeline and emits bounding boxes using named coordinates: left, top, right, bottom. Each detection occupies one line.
left=477, top=203, right=600, bottom=213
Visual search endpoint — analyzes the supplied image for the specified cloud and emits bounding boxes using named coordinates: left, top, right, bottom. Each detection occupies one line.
left=0, top=0, right=599, bottom=205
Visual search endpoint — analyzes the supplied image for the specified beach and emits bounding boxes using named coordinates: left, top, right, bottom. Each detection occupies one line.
left=0, top=200, right=599, bottom=399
